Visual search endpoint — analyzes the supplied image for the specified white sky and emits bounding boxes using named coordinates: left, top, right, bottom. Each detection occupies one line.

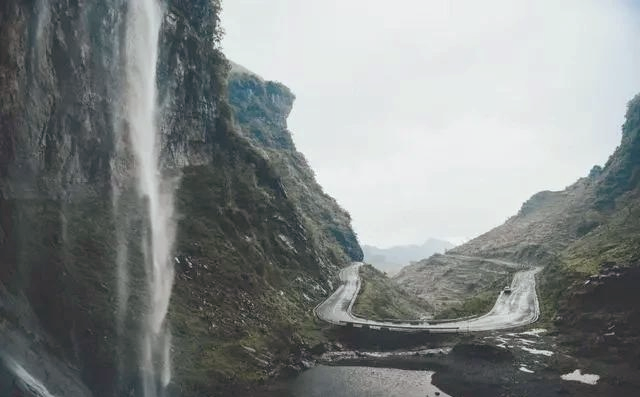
left=221, top=0, right=640, bottom=248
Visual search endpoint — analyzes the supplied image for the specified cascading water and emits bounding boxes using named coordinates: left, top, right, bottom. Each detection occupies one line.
left=115, top=0, right=176, bottom=395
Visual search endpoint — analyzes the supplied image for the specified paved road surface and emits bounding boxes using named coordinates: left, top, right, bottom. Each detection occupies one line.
left=315, top=257, right=541, bottom=333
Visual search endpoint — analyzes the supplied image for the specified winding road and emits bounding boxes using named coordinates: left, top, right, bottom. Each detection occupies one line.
left=315, top=257, right=541, bottom=333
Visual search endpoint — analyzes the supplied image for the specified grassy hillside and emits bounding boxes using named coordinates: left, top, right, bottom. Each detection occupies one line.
left=393, top=95, right=640, bottom=328
left=352, top=265, right=432, bottom=321
left=0, top=114, right=345, bottom=395
left=449, top=94, right=640, bottom=324
left=393, top=255, right=517, bottom=314
left=171, top=158, right=339, bottom=393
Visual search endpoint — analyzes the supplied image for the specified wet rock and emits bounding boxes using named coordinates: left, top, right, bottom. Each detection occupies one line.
left=451, top=343, right=515, bottom=363
left=310, top=342, right=328, bottom=356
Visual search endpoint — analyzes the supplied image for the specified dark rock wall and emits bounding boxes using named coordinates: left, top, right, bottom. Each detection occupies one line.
left=0, top=1, right=361, bottom=395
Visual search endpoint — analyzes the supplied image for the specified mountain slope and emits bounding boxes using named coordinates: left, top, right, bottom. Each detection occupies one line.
left=394, top=95, right=640, bottom=323
left=451, top=94, right=640, bottom=273
left=449, top=179, right=597, bottom=263
left=227, top=63, right=363, bottom=265
left=393, top=254, right=517, bottom=314
left=0, top=2, right=360, bottom=395
left=352, top=265, right=432, bottom=320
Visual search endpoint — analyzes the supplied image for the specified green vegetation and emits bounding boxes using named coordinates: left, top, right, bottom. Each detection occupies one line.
left=1, top=64, right=361, bottom=396
left=433, top=276, right=509, bottom=320
left=394, top=255, right=518, bottom=319
left=562, top=199, right=640, bottom=274
left=1, top=1, right=364, bottom=395
left=434, top=291, right=494, bottom=320
left=352, top=265, right=432, bottom=320
left=548, top=93, right=640, bottom=280
left=170, top=160, right=338, bottom=392
left=228, top=67, right=363, bottom=264
left=535, top=257, right=577, bottom=326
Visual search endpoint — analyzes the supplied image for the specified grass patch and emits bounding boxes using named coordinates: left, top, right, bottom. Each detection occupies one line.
left=433, top=289, right=497, bottom=320
left=563, top=199, right=640, bottom=274
left=536, top=259, right=578, bottom=327
left=433, top=270, right=515, bottom=320
left=352, top=265, right=432, bottom=320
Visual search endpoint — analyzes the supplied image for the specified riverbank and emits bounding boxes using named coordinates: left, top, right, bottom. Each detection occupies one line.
left=225, top=323, right=640, bottom=397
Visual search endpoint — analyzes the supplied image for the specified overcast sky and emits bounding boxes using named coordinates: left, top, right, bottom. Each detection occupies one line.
left=221, top=0, right=640, bottom=248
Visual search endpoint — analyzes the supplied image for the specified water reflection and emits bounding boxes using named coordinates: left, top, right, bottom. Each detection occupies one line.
left=290, top=366, right=452, bottom=397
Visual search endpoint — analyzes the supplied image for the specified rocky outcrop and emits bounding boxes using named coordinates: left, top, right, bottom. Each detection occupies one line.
left=555, top=262, right=640, bottom=368
left=228, top=64, right=363, bottom=263
left=0, top=0, right=231, bottom=200
left=0, top=1, right=361, bottom=395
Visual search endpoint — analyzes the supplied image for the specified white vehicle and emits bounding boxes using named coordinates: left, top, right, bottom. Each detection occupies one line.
left=503, top=286, right=512, bottom=294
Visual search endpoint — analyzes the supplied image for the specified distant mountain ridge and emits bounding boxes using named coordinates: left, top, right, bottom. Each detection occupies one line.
left=363, top=238, right=454, bottom=274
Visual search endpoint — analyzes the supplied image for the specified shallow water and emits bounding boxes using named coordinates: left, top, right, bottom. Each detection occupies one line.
left=289, top=366, right=452, bottom=397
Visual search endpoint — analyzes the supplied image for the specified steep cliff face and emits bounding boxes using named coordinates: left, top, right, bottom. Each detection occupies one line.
left=0, top=2, right=359, bottom=396
left=227, top=64, right=363, bottom=264
left=0, top=0, right=227, bottom=197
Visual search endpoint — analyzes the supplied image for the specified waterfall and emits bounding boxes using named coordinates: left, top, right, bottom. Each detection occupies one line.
left=115, top=0, right=176, bottom=394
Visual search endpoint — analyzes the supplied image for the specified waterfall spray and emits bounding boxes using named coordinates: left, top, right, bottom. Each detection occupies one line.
left=120, top=0, right=176, bottom=394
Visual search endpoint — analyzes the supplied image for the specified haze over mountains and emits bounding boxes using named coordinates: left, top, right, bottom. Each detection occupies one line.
left=363, top=238, right=454, bottom=274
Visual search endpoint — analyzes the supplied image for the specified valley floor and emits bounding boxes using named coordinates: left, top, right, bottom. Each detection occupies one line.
left=316, top=258, right=541, bottom=332
left=283, top=326, right=640, bottom=397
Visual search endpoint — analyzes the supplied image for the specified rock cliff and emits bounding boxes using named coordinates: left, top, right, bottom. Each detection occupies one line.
left=227, top=63, right=363, bottom=265
left=0, top=1, right=360, bottom=395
